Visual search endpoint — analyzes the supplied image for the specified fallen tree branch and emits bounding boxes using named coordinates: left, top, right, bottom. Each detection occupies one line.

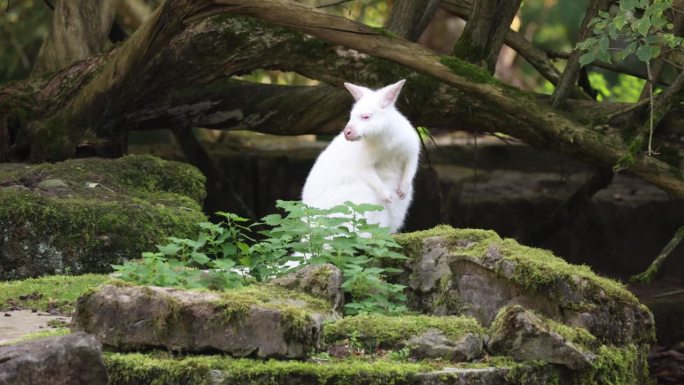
left=2, top=0, right=683, bottom=199
left=631, top=225, right=684, bottom=283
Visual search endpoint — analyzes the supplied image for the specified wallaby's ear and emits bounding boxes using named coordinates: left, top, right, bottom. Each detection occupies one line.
left=344, top=82, right=372, bottom=101
left=379, top=79, right=406, bottom=108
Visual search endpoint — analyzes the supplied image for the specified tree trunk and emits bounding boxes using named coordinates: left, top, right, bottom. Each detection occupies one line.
left=452, top=0, right=522, bottom=72
left=32, top=0, right=120, bottom=76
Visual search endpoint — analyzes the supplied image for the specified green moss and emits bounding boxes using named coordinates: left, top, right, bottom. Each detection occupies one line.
left=451, top=33, right=485, bottom=65
left=565, top=344, right=649, bottom=385
left=104, top=347, right=647, bottom=385
left=394, top=225, right=500, bottom=259
left=103, top=342, right=647, bottom=385
left=323, top=314, right=483, bottom=349
left=396, top=226, right=640, bottom=308
left=105, top=352, right=434, bottom=385
left=0, top=155, right=206, bottom=203
left=614, top=135, right=643, bottom=171
left=212, top=284, right=330, bottom=339
left=218, top=285, right=330, bottom=314
left=369, top=26, right=399, bottom=38
left=0, top=155, right=207, bottom=279
left=494, top=238, right=638, bottom=306
left=153, top=294, right=184, bottom=339
left=0, top=274, right=109, bottom=314
left=439, top=56, right=495, bottom=84
left=501, top=344, right=649, bottom=385
left=0, top=188, right=204, bottom=278
left=490, top=306, right=598, bottom=352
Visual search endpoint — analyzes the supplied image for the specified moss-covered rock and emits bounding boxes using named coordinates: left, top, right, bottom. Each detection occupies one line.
left=323, top=314, right=484, bottom=361
left=393, top=225, right=655, bottom=347
left=488, top=305, right=597, bottom=370
left=0, top=332, right=109, bottom=385
left=103, top=349, right=647, bottom=385
left=71, top=283, right=334, bottom=358
left=271, top=264, right=344, bottom=312
left=0, top=274, right=109, bottom=314
left=0, top=155, right=207, bottom=279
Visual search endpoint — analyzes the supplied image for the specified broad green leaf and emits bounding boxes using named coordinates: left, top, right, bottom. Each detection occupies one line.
left=620, top=0, right=638, bottom=11
left=636, top=44, right=659, bottom=62
left=191, top=252, right=211, bottom=265
left=635, top=16, right=651, bottom=35
left=579, top=52, right=596, bottom=67
left=212, top=259, right=236, bottom=270
left=157, top=243, right=182, bottom=256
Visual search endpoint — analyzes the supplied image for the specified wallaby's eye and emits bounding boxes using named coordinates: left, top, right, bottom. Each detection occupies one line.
left=361, top=114, right=371, bottom=120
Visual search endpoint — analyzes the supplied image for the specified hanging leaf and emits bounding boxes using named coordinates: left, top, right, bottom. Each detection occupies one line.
left=579, top=52, right=596, bottom=67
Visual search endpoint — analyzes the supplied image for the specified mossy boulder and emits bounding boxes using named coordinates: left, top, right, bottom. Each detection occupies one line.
left=488, top=305, right=596, bottom=370
left=0, top=155, right=207, bottom=279
left=393, top=225, right=655, bottom=346
left=323, top=314, right=484, bottom=362
left=271, top=264, right=344, bottom=312
left=0, top=332, right=108, bottom=385
left=71, top=283, right=334, bottom=358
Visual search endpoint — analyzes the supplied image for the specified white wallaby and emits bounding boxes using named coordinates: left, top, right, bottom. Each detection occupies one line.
left=302, top=79, right=420, bottom=233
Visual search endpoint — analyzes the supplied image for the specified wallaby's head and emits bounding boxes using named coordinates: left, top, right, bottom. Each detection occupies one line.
left=342, top=79, right=406, bottom=142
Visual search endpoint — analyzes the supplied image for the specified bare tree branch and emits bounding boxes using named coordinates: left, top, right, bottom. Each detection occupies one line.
left=550, top=0, right=610, bottom=108
left=503, top=31, right=561, bottom=85
left=631, top=225, right=684, bottom=283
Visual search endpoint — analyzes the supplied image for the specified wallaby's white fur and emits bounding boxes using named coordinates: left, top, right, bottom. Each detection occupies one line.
left=302, top=79, right=420, bottom=233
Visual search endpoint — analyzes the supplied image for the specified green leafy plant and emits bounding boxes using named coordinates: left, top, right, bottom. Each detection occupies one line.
left=258, top=200, right=408, bottom=315
left=113, top=200, right=409, bottom=315
left=389, top=346, right=412, bottom=362
left=577, top=0, right=683, bottom=157
left=112, top=212, right=255, bottom=290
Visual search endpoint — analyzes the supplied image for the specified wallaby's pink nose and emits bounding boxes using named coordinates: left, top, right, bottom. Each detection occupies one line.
left=344, top=126, right=356, bottom=141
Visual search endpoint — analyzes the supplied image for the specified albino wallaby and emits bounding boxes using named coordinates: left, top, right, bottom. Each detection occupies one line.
left=302, top=79, right=420, bottom=233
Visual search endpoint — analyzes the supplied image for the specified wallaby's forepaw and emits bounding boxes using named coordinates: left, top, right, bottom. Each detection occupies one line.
left=381, top=190, right=394, bottom=204
left=397, top=184, right=410, bottom=200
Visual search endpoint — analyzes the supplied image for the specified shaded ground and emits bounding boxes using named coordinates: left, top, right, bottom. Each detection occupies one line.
left=0, top=310, right=69, bottom=345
